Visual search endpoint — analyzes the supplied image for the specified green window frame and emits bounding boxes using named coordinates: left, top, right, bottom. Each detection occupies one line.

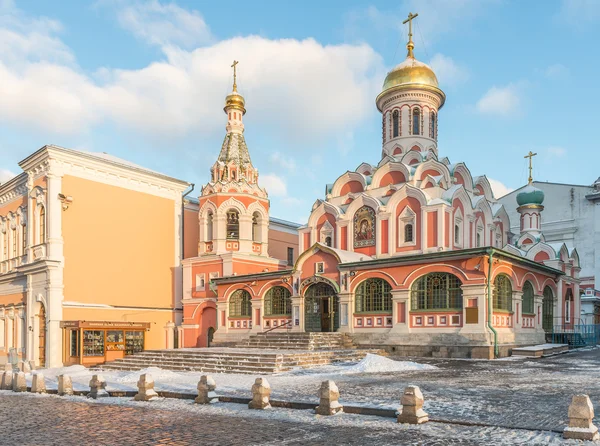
left=355, top=278, right=392, bottom=313
left=493, top=274, right=513, bottom=312
left=264, top=286, right=292, bottom=316
left=229, top=289, right=252, bottom=317
left=411, top=273, right=463, bottom=311
left=522, top=281, right=535, bottom=315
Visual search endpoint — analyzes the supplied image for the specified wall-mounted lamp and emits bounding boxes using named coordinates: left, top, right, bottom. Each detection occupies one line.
left=58, top=193, right=73, bottom=211
left=281, top=277, right=289, bottom=283
left=349, top=271, right=356, bottom=277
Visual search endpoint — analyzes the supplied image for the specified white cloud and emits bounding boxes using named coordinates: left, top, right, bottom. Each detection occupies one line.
left=558, top=0, right=600, bottom=26
left=0, top=168, right=16, bottom=184
left=269, top=152, right=296, bottom=171
left=103, top=0, right=213, bottom=49
left=429, top=53, right=468, bottom=87
left=544, top=63, right=569, bottom=80
left=546, top=146, right=567, bottom=157
left=487, top=178, right=513, bottom=199
left=260, top=173, right=287, bottom=197
left=281, top=197, right=303, bottom=207
left=0, top=2, right=385, bottom=141
left=476, top=84, right=520, bottom=116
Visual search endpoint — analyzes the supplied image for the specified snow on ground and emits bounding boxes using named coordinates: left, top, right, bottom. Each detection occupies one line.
left=23, top=354, right=436, bottom=398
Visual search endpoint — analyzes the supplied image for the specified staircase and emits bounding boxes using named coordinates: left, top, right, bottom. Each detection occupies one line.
left=235, top=332, right=355, bottom=350
left=98, top=346, right=377, bottom=374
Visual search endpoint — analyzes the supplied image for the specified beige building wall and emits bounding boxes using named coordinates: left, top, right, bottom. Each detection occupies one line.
left=268, top=227, right=299, bottom=265
left=61, top=175, right=179, bottom=349
left=183, top=206, right=199, bottom=259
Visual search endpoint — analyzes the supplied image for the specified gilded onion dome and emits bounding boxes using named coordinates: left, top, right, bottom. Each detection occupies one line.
left=224, top=60, right=246, bottom=114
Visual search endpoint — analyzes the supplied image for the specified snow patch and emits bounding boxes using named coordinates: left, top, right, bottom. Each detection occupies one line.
left=343, top=354, right=437, bottom=374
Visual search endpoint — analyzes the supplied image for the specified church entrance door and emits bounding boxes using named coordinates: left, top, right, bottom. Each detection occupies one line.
left=304, top=282, right=339, bottom=333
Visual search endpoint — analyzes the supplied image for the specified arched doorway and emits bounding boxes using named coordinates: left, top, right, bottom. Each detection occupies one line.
left=207, top=327, right=215, bottom=347
left=38, top=304, right=46, bottom=368
left=304, top=282, right=339, bottom=332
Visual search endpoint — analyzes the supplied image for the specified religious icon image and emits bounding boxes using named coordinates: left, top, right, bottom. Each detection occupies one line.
left=354, top=206, right=376, bottom=248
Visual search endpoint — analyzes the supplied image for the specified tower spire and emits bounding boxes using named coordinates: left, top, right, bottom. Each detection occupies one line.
left=524, top=151, right=537, bottom=184
left=403, top=12, right=419, bottom=59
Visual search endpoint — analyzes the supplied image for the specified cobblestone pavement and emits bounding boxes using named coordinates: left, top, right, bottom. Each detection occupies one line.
left=0, top=392, right=566, bottom=445
left=260, top=348, right=600, bottom=432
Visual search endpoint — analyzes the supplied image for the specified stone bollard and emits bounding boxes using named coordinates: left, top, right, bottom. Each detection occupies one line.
left=12, top=372, right=27, bottom=392
left=397, top=385, right=429, bottom=424
left=134, top=373, right=159, bottom=401
left=563, top=394, right=599, bottom=441
left=88, top=374, right=109, bottom=399
left=18, top=361, right=31, bottom=373
left=31, top=373, right=46, bottom=394
left=28, top=361, right=37, bottom=371
left=195, top=375, right=218, bottom=404
left=4, top=363, right=13, bottom=373
left=315, top=380, right=343, bottom=415
left=248, top=378, right=271, bottom=410
left=58, top=375, right=74, bottom=396
left=1, top=371, right=13, bottom=390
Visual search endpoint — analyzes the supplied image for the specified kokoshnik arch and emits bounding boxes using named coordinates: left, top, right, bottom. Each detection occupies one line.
left=0, top=14, right=582, bottom=366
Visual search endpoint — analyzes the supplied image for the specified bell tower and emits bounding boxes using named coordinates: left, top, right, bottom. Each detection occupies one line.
left=198, top=62, right=269, bottom=257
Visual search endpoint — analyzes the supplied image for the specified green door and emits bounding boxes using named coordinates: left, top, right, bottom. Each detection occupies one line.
left=304, top=282, right=339, bottom=333
left=542, top=286, right=554, bottom=332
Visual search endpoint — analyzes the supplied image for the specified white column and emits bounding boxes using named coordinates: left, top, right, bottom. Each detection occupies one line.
left=337, top=292, right=351, bottom=333
left=556, top=279, right=563, bottom=326
left=459, top=284, right=487, bottom=334
left=251, top=299, right=263, bottom=333
left=513, top=291, right=523, bottom=330
left=238, top=214, right=253, bottom=253
left=389, top=290, right=410, bottom=334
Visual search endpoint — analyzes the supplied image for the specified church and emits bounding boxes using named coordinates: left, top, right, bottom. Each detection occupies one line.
left=181, top=15, right=580, bottom=359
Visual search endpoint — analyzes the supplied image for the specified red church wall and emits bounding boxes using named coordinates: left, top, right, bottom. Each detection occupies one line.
left=396, top=197, right=422, bottom=252
left=427, top=211, right=438, bottom=248
left=199, top=195, right=269, bottom=212
left=380, top=171, right=406, bottom=187
left=317, top=213, right=336, bottom=244
left=341, top=226, right=347, bottom=250
left=454, top=172, right=464, bottom=186
left=354, top=244, right=376, bottom=257
left=340, top=181, right=363, bottom=195
left=303, top=232, right=310, bottom=249
left=301, top=251, right=339, bottom=283
left=534, top=251, right=550, bottom=262
left=420, top=169, right=441, bottom=181
left=475, top=184, right=485, bottom=196
left=381, top=219, right=389, bottom=254
left=183, top=207, right=200, bottom=259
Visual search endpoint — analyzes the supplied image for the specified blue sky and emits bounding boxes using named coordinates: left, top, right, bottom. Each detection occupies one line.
left=1, top=0, right=599, bottom=223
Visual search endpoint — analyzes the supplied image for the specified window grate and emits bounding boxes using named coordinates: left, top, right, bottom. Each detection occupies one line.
left=493, top=274, right=512, bottom=311
left=356, top=278, right=392, bottom=313
left=229, top=289, right=252, bottom=317
left=264, top=286, right=292, bottom=316
left=411, top=273, right=463, bottom=311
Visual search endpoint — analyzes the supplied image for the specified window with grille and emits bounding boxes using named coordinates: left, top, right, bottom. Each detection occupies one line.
left=287, top=247, right=294, bottom=266
left=355, top=278, right=392, bottom=313
left=264, top=286, right=292, bottom=316
left=522, top=281, right=535, bottom=314
left=252, top=212, right=260, bottom=242
left=493, top=274, right=512, bottom=311
left=392, top=110, right=399, bottom=138
left=430, top=111, right=436, bottom=139
left=39, top=207, right=46, bottom=243
left=412, top=108, right=420, bottom=135
left=325, top=236, right=332, bottom=247
left=206, top=212, right=213, bottom=242
left=229, top=289, right=252, bottom=317
left=411, top=273, right=463, bottom=311
left=226, top=209, right=239, bottom=240
left=404, top=224, right=413, bottom=243
left=11, top=228, right=16, bottom=258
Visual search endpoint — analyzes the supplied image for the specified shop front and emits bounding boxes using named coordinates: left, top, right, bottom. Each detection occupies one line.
left=60, top=321, right=150, bottom=366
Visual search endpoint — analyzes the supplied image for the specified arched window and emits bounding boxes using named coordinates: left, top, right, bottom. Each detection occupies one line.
left=226, top=209, right=239, bottom=240
left=565, top=288, right=573, bottom=323
left=39, top=207, right=46, bottom=244
left=229, top=289, right=252, bottom=317
left=412, top=108, right=420, bottom=135
left=411, top=273, right=463, bottom=310
left=2, top=230, right=7, bottom=260
left=493, top=274, right=512, bottom=311
left=404, top=224, right=413, bottom=243
left=355, top=278, right=392, bottom=313
left=522, top=281, right=535, bottom=314
left=392, top=110, right=399, bottom=138
left=430, top=111, right=436, bottom=139
left=264, top=286, right=292, bottom=316
left=325, top=236, right=332, bottom=247
left=206, top=212, right=213, bottom=242
left=454, top=225, right=460, bottom=245
left=252, top=211, right=260, bottom=242
left=476, top=232, right=481, bottom=248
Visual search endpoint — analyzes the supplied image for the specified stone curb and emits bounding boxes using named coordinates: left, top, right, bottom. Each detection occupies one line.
left=15, top=387, right=564, bottom=434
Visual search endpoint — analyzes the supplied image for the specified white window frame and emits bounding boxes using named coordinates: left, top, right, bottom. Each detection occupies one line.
left=319, top=221, right=334, bottom=247
left=195, top=274, right=206, bottom=292
left=398, top=207, right=416, bottom=248
left=476, top=225, right=483, bottom=248
left=454, top=210, right=463, bottom=248
left=315, top=262, right=325, bottom=274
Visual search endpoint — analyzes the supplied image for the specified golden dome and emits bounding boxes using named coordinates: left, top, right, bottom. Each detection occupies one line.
left=382, top=56, right=439, bottom=91
left=224, top=90, right=246, bottom=115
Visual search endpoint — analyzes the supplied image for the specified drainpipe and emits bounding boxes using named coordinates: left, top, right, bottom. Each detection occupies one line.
left=181, top=184, right=195, bottom=260
left=486, top=248, right=499, bottom=358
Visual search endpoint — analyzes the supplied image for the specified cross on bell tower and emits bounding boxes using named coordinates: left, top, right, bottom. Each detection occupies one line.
left=403, top=12, right=419, bottom=58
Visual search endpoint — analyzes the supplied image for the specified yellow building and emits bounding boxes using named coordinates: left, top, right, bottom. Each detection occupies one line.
left=0, top=145, right=190, bottom=367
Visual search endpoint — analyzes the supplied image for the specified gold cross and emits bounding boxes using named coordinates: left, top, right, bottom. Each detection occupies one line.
left=231, top=60, right=239, bottom=91
left=402, top=12, right=418, bottom=58
left=524, top=151, right=537, bottom=184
